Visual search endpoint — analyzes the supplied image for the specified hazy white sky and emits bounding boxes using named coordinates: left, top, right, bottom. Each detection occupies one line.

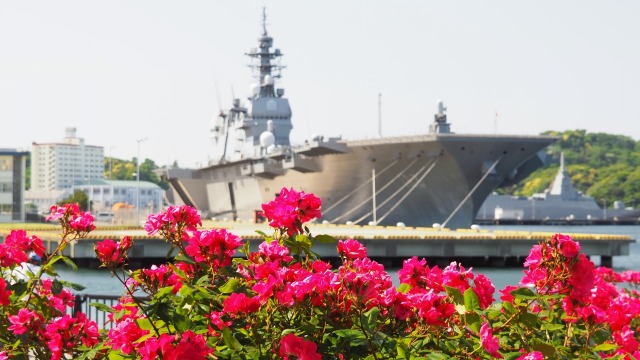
left=1, top=1, right=638, bottom=168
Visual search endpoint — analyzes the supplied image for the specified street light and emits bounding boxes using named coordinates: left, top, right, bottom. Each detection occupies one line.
left=136, top=137, right=148, bottom=225
left=600, top=198, right=607, bottom=220
left=109, top=146, right=115, bottom=180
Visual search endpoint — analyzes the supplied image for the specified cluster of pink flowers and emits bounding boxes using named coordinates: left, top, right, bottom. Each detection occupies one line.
left=136, top=264, right=183, bottom=294
left=46, top=203, right=96, bottom=233
left=95, top=236, right=134, bottom=269
left=398, top=257, right=495, bottom=309
left=185, top=228, right=242, bottom=271
left=0, top=229, right=45, bottom=268
left=144, top=204, right=202, bottom=242
left=5, top=278, right=100, bottom=360
left=261, top=187, right=322, bottom=235
left=106, top=296, right=212, bottom=359
left=500, top=233, right=640, bottom=357
left=7, top=192, right=640, bottom=358
left=279, top=333, right=322, bottom=360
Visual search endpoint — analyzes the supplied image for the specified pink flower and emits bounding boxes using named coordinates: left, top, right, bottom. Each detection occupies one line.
left=95, top=239, right=120, bottom=267
left=107, top=317, right=150, bottom=354
left=517, top=351, right=544, bottom=360
left=223, top=293, right=261, bottom=315
left=557, top=234, right=580, bottom=258
left=164, top=330, right=213, bottom=360
left=0, top=351, right=8, bottom=360
left=479, top=322, right=502, bottom=358
left=279, top=333, right=322, bottom=360
left=337, top=239, right=367, bottom=259
left=185, top=228, right=242, bottom=270
left=95, top=236, right=133, bottom=268
left=8, top=308, right=41, bottom=335
left=498, top=285, right=520, bottom=303
left=0, top=230, right=46, bottom=267
left=140, top=264, right=182, bottom=293
left=0, top=278, right=12, bottom=306
left=46, top=204, right=79, bottom=221
left=568, top=254, right=595, bottom=302
left=473, top=274, right=495, bottom=309
left=144, top=205, right=201, bottom=239
left=69, top=211, right=96, bottom=232
left=261, top=188, right=322, bottom=235
left=259, top=241, right=293, bottom=262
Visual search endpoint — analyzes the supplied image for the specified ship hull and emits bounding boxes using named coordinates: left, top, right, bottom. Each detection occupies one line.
left=166, top=133, right=555, bottom=229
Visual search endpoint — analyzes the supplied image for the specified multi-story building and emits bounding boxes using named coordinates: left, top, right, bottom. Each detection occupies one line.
left=31, top=127, right=104, bottom=191
left=0, top=149, right=29, bottom=222
left=75, top=179, right=163, bottom=213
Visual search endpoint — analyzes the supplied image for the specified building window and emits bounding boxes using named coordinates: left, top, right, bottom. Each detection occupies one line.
left=0, top=183, right=12, bottom=193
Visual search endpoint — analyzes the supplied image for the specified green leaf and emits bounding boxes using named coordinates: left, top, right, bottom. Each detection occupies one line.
left=540, top=323, right=565, bottom=331
left=591, top=329, right=612, bottom=345
left=58, top=279, right=86, bottom=291
left=90, top=302, right=115, bottom=313
left=60, top=255, right=78, bottom=271
left=333, top=329, right=366, bottom=342
left=511, top=287, right=537, bottom=299
left=397, top=283, right=411, bottom=293
left=518, top=313, right=538, bottom=329
left=396, top=341, right=410, bottom=359
left=174, top=252, right=195, bottom=264
left=530, top=341, right=556, bottom=358
left=463, top=287, right=480, bottom=312
left=424, top=353, right=448, bottom=360
left=294, top=234, right=313, bottom=248
left=51, top=279, right=63, bottom=295
left=173, top=312, right=189, bottom=333
left=362, top=307, right=380, bottom=333
left=222, top=327, right=242, bottom=351
left=465, top=313, right=481, bottom=333
left=107, top=351, right=129, bottom=360
left=592, top=343, right=618, bottom=352
left=445, top=286, right=466, bottom=314
left=314, top=234, right=337, bottom=243
left=219, top=278, right=241, bottom=294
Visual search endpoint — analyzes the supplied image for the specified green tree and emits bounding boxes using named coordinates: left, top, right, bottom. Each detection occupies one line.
left=58, top=190, right=90, bottom=211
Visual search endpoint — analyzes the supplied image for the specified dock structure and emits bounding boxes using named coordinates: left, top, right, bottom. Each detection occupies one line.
left=2, top=221, right=633, bottom=268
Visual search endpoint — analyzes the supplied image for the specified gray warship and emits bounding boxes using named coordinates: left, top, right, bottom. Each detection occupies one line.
left=477, top=153, right=640, bottom=224
left=161, top=10, right=557, bottom=229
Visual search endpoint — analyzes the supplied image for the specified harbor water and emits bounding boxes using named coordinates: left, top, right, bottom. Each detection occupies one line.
left=56, top=225, right=640, bottom=297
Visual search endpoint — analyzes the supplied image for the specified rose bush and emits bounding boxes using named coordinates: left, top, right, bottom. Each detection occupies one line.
left=1, top=187, right=640, bottom=359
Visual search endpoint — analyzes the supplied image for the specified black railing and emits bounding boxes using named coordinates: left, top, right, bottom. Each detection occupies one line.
left=72, top=294, right=149, bottom=330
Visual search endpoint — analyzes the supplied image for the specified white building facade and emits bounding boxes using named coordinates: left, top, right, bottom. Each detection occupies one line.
left=75, top=179, right=164, bottom=214
left=0, top=149, right=28, bottom=222
left=31, top=127, right=104, bottom=191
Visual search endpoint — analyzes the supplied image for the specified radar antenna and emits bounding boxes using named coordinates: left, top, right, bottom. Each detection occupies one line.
left=262, top=7, right=268, bottom=36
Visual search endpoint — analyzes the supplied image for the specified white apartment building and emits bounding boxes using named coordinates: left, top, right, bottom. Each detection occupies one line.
left=0, top=149, right=28, bottom=222
left=75, top=180, right=164, bottom=225
left=31, top=127, right=104, bottom=191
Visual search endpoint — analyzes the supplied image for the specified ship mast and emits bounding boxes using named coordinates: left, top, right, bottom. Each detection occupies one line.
left=246, top=7, right=286, bottom=99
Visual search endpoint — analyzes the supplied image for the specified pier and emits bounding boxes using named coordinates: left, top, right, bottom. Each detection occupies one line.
left=6, top=221, right=633, bottom=268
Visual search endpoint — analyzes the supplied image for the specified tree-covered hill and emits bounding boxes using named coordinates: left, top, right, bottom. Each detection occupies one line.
left=501, top=129, right=640, bottom=208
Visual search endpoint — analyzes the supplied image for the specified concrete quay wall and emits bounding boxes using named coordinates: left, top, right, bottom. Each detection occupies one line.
left=19, top=221, right=634, bottom=268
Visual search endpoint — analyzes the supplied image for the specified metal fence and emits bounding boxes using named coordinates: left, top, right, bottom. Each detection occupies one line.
left=71, top=294, right=149, bottom=330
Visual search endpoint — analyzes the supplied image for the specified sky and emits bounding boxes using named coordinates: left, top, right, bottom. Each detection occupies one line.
left=1, top=1, right=638, bottom=168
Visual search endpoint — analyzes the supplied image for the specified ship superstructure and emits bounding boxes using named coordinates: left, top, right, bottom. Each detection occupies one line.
left=477, top=153, right=640, bottom=223
left=162, top=10, right=557, bottom=229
